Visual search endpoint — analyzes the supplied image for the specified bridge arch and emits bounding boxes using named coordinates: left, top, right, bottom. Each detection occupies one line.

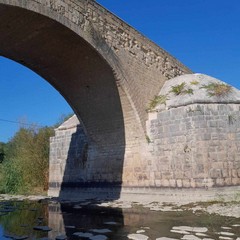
left=0, top=2, right=128, bottom=186
left=0, top=0, right=191, bottom=192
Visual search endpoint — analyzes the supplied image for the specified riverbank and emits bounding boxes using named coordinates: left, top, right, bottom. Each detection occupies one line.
left=0, top=187, right=240, bottom=218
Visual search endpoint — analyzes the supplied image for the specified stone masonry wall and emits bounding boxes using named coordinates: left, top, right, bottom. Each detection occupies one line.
left=147, top=103, right=240, bottom=188
left=49, top=123, right=88, bottom=189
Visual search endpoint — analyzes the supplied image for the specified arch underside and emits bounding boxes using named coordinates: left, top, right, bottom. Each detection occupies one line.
left=0, top=4, right=144, bottom=190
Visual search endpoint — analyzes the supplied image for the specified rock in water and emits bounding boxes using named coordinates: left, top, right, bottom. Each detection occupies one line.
left=127, top=233, right=149, bottom=240
left=56, top=235, right=67, bottom=240
left=33, top=226, right=52, bottom=232
left=90, top=235, right=108, bottom=240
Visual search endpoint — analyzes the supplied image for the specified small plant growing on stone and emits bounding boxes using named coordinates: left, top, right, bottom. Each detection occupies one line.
left=228, top=114, right=236, bottom=125
left=147, top=94, right=168, bottom=111
left=170, top=82, right=194, bottom=96
left=190, top=80, right=199, bottom=85
left=184, top=88, right=194, bottom=95
left=170, top=82, right=186, bottom=95
left=146, top=135, right=151, bottom=144
left=201, top=83, right=232, bottom=97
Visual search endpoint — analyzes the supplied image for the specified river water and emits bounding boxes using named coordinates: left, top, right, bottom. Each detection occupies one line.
left=0, top=199, right=239, bottom=240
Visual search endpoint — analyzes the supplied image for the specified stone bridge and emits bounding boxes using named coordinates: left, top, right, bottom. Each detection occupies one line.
left=0, top=0, right=191, bottom=195
left=1, top=0, right=238, bottom=199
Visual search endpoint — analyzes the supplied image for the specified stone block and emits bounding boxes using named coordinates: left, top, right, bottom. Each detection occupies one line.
left=169, top=179, right=176, bottom=187
left=175, top=171, right=184, bottom=179
left=190, top=179, right=196, bottom=188
left=182, top=179, right=191, bottom=188
left=232, top=178, right=240, bottom=185
left=204, top=178, right=214, bottom=188
left=218, top=120, right=227, bottom=128
left=194, top=121, right=207, bottom=129
left=162, top=179, right=169, bottom=187
left=222, top=169, right=229, bottom=178
left=154, top=172, right=162, bottom=179
left=215, top=178, right=224, bottom=186
left=237, top=168, right=240, bottom=177
left=224, top=178, right=232, bottom=185
left=209, top=169, right=222, bottom=179
left=208, top=152, right=218, bottom=161
left=155, top=180, right=162, bottom=187
left=195, top=179, right=205, bottom=188
left=176, top=179, right=183, bottom=188
left=208, top=120, right=218, bottom=128
left=231, top=169, right=238, bottom=178
left=183, top=170, right=192, bottom=179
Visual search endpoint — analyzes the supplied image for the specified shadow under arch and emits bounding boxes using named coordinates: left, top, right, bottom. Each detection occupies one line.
left=0, top=4, right=125, bottom=199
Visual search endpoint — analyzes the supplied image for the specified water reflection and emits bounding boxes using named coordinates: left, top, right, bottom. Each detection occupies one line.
left=0, top=200, right=49, bottom=239
left=48, top=204, right=65, bottom=239
left=59, top=201, right=125, bottom=239
left=0, top=199, right=239, bottom=240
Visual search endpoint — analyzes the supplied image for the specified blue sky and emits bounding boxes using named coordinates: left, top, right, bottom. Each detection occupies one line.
left=0, top=0, right=240, bottom=142
left=0, top=57, right=73, bottom=142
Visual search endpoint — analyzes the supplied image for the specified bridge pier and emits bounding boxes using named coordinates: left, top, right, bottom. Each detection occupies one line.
left=49, top=74, right=240, bottom=199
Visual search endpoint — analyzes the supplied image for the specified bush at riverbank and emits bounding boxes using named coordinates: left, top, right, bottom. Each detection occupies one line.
left=0, top=126, right=54, bottom=195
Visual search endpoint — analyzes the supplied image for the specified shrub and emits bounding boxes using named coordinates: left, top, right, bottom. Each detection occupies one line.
left=0, top=126, right=54, bottom=194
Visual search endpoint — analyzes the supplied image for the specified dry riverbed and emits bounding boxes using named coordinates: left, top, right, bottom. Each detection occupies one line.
left=0, top=193, right=239, bottom=218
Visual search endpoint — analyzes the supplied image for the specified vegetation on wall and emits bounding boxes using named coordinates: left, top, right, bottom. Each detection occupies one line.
left=190, top=80, right=199, bottom=85
left=146, top=95, right=168, bottom=112
left=170, top=82, right=194, bottom=96
left=201, top=82, right=232, bottom=97
left=146, top=80, right=233, bottom=112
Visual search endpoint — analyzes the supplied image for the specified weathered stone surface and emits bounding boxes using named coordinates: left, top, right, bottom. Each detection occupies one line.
left=49, top=115, right=88, bottom=185
left=158, top=74, right=240, bottom=110
left=146, top=74, right=240, bottom=188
